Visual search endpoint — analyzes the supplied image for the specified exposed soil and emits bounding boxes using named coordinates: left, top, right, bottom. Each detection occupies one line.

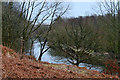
left=0, top=45, right=119, bottom=79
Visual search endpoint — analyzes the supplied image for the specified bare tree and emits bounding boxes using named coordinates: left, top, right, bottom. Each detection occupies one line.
left=2, top=2, right=26, bottom=52
left=16, top=1, right=69, bottom=57
left=35, top=3, right=69, bottom=60
left=97, top=0, right=120, bottom=59
left=48, top=17, right=100, bottom=66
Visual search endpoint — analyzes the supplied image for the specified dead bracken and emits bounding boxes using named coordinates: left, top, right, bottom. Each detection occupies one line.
left=0, top=45, right=119, bottom=79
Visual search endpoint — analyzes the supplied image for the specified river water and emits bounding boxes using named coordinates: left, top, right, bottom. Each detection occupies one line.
left=31, top=41, right=102, bottom=72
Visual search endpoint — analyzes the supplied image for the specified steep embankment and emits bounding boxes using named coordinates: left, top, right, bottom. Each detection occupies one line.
left=0, top=45, right=119, bottom=79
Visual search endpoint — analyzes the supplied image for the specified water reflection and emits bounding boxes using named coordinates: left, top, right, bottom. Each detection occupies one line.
left=33, top=41, right=102, bottom=72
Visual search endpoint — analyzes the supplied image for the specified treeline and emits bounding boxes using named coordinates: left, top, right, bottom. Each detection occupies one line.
left=47, top=2, right=120, bottom=70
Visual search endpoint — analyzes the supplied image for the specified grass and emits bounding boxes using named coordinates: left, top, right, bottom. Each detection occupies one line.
left=42, top=63, right=88, bottom=74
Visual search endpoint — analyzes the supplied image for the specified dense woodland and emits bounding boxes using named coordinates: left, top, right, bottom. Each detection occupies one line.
left=2, top=1, right=120, bottom=76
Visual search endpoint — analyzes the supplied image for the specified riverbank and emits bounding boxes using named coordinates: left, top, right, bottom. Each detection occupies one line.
left=1, top=45, right=119, bottom=79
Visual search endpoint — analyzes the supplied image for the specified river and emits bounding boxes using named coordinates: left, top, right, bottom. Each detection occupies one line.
left=30, top=41, right=102, bottom=72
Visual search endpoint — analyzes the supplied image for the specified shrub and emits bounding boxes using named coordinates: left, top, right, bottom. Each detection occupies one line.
left=104, top=59, right=120, bottom=76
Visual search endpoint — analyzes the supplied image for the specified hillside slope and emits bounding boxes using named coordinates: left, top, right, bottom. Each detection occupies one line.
left=0, top=45, right=119, bottom=79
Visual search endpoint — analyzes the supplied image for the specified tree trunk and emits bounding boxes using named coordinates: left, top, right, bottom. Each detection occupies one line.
left=38, top=52, right=43, bottom=61
left=22, top=40, right=25, bottom=54
left=21, top=36, right=25, bottom=54
left=0, top=2, right=1, bottom=46
left=75, top=55, right=79, bottom=66
left=30, top=40, right=34, bottom=55
left=75, top=61, right=79, bottom=66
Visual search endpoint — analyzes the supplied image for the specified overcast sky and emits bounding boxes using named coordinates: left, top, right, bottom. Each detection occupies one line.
left=31, top=2, right=99, bottom=24
left=63, top=2, right=98, bottom=18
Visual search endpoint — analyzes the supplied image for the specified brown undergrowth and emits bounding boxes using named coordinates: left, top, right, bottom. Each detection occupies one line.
left=0, top=45, right=119, bottom=79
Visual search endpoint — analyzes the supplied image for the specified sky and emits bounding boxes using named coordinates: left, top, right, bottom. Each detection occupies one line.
left=63, top=2, right=98, bottom=18
left=29, top=2, right=99, bottom=24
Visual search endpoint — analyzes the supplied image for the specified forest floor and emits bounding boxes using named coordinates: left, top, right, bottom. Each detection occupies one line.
left=0, top=45, right=120, bottom=79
